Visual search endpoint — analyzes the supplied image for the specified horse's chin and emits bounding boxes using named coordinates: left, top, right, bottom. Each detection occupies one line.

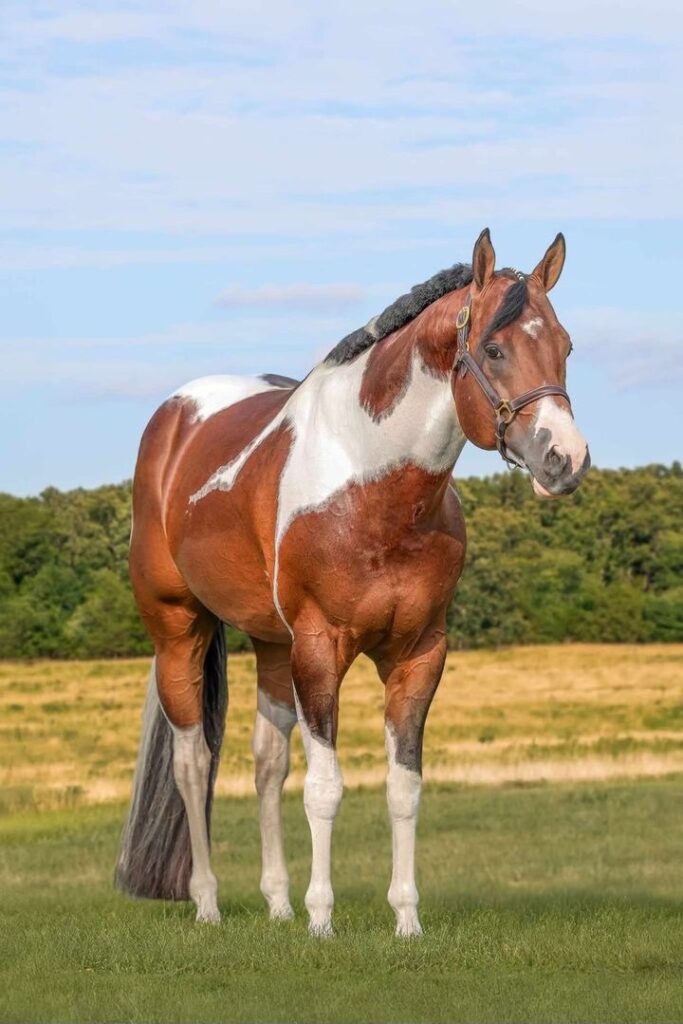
left=532, top=477, right=561, bottom=500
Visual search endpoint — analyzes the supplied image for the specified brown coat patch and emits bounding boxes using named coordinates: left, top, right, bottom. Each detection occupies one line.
left=277, top=465, right=466, bottom=662
left=359, top=329, right=415, bottom=421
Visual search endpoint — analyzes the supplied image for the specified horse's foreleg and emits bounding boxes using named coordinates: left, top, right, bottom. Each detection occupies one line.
left=291, top=626, right=346, bottom=937
left=251, top=639, right=297, bottom=920
left=382, top=623, right=447, bottom=937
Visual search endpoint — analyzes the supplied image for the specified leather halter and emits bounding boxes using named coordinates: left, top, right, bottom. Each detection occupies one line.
left=454, top=291, right=572, bottom=467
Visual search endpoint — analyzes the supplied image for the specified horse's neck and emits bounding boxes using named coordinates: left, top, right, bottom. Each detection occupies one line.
left=299, top=332, right=466, bottom=486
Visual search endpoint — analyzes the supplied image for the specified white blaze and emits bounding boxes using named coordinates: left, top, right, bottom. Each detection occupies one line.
left=533, top=396, right=588, bottom=473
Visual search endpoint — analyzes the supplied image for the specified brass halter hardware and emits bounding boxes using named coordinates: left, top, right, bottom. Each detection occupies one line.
left=454, top=292, right=572, bottom=467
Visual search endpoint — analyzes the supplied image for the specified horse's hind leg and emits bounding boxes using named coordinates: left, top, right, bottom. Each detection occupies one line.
left=377, top=620, right=447, bottom=937
left=251, top=638, right=297, bottom=920
left=154, top=602, right=223, bottom=923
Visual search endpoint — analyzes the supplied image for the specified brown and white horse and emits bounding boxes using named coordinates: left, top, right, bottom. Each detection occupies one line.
left=116, top=229, right=590, bottom=936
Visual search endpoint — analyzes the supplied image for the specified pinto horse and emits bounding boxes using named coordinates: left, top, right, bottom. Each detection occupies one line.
left=116, top=229, right=590, bottom=936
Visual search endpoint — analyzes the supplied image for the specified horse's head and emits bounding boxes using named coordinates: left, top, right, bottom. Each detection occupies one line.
left=452, top=229, right=590, bottom=498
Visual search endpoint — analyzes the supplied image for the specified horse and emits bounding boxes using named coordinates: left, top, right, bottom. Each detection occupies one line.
left=116, top=228, right=590, bottom=937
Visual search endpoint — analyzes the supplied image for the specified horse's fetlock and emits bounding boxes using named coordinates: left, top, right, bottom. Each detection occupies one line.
left=305, top=880, right=334, bottom=916
left=388, top=881, right=419, bottom=912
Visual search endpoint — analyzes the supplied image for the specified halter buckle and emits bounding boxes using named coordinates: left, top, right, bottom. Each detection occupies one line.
left=455, top=305, right=470, bottom=331
left=496, top=399, right=515, bottom=425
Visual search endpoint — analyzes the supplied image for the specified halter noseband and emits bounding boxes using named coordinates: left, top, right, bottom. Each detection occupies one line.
left=454, top=290, right=571, bottom=467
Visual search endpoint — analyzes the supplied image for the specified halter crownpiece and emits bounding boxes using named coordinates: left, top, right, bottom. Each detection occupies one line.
left=454, top=292, right=571, bottom=467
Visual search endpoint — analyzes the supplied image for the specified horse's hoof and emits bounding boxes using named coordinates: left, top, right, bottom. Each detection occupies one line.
left=269, top=902, right=295, bottom=921
left=394, top=912, right=423, bottom=938
left=308, top=917, right=334, bottom=938
left=196, top=908, right=221, bottom=924
left=195, top=900, right=221, bottom=924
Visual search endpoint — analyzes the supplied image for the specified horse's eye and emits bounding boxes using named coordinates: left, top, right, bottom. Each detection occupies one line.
left=484, top=344, right=503, bottom=360
left=567, top=340, right=574, bottom=357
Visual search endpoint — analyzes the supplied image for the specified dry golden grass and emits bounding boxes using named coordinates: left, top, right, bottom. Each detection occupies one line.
left=1, top=645, right=682, bottom=808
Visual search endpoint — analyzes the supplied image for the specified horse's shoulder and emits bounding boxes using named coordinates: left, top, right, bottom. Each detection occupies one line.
left=134, top=374, right=295, bottom=507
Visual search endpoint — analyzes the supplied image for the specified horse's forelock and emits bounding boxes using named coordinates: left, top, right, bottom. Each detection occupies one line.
left=482, top=274, right=529, bottom=340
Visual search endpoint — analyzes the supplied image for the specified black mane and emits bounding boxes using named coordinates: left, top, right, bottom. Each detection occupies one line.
left=325, top=263, right=474, bottom=365
left=325, top=264, right=529, bottom=365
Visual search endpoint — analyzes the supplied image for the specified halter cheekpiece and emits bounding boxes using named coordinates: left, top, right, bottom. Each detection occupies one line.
left=454, top=287, right=572, bottom=467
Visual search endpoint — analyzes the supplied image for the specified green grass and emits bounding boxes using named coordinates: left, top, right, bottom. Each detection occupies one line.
left=1, top=778, right=682, bottom=1022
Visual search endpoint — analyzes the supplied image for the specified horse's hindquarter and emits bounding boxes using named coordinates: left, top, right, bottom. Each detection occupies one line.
left=277, top=466, right=466, bottom=650
left=135, top=384, right=294, bottom=643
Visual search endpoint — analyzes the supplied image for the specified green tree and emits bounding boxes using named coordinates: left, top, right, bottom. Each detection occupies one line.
left=66, top=569, right=150, bottom=658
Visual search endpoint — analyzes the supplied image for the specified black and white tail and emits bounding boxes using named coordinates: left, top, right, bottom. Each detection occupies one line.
left=115, top=626, right=228, bottom=900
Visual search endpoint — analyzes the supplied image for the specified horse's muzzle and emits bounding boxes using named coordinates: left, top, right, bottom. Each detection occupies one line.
left=532, top=448, right=591, bottom=498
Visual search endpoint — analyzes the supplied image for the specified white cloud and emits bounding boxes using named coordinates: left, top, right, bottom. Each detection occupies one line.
left=214, top=282, right=366, bottom=311
left=0, top=3, right=680, bottom=249
left=567, top=307, right=683, bottom=388
left=0, top=312, right=361, bottom=395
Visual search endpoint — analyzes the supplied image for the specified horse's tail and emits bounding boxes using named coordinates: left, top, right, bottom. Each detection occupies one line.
left=115, top=625, right=228, bottom=900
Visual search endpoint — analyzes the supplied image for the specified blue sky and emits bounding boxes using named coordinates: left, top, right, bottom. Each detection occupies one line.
left=1, top=1, right=681, bottom=495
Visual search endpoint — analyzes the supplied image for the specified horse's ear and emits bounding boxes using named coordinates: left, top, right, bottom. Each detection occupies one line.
left=472, top=228, right=496, bottom=289
left=532, top=233, right=566, bottom=292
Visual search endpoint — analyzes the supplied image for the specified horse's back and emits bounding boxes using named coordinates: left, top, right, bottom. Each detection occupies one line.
left=130, top=374, right=295, bottom=641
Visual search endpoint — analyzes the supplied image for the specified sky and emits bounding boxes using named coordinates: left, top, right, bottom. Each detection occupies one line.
left=1, top=1, right=681, bottom=496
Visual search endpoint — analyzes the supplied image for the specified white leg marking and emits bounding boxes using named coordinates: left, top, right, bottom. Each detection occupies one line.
left=533, top=396, right=588, bottom=473
left=171, top=724, right=220, bottom=923
left=252, top=689, right=297, bottom=920
left=296, top=698, right=343, bottom=937
left=385, top=726, right=423, bottom=937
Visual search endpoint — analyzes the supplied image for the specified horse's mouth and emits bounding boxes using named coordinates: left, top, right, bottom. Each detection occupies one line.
left=532, top=477, right=564, bottom=500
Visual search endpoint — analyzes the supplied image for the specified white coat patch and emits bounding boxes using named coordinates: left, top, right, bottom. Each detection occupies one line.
left=173, top=375, right=275, bottom=423
left=190, top=349, right=466, bottom=538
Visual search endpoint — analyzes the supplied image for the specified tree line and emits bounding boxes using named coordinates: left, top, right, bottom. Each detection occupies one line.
left=0, top=463, right=681, bottom=659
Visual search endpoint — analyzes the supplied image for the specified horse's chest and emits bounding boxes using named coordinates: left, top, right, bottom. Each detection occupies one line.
left=276, top=470, right=465, bottom=637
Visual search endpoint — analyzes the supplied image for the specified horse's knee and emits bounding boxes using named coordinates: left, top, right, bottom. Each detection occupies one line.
left=253, top=726, right=289, bottom=795
left=304, top=744, right=343, bottom=822
left=385, top=725, right=422, bottom=820
left=386, top=766, right=421, bottom=821
left=253, top=690, right=296, bottom=796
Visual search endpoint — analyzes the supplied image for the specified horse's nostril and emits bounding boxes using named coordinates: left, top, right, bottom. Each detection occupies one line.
left=544, top=446, right=569, bottom=478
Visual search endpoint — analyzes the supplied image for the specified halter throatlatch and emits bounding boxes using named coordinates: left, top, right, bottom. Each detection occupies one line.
left=454, top=293, right=572, bottom=467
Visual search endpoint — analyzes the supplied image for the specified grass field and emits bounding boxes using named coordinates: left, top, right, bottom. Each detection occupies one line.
left=1, top=780, right=682, bottom=1022
left=1, top=646, right=682, bottom=1022
left=1, top=645, right=683, bottom=810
